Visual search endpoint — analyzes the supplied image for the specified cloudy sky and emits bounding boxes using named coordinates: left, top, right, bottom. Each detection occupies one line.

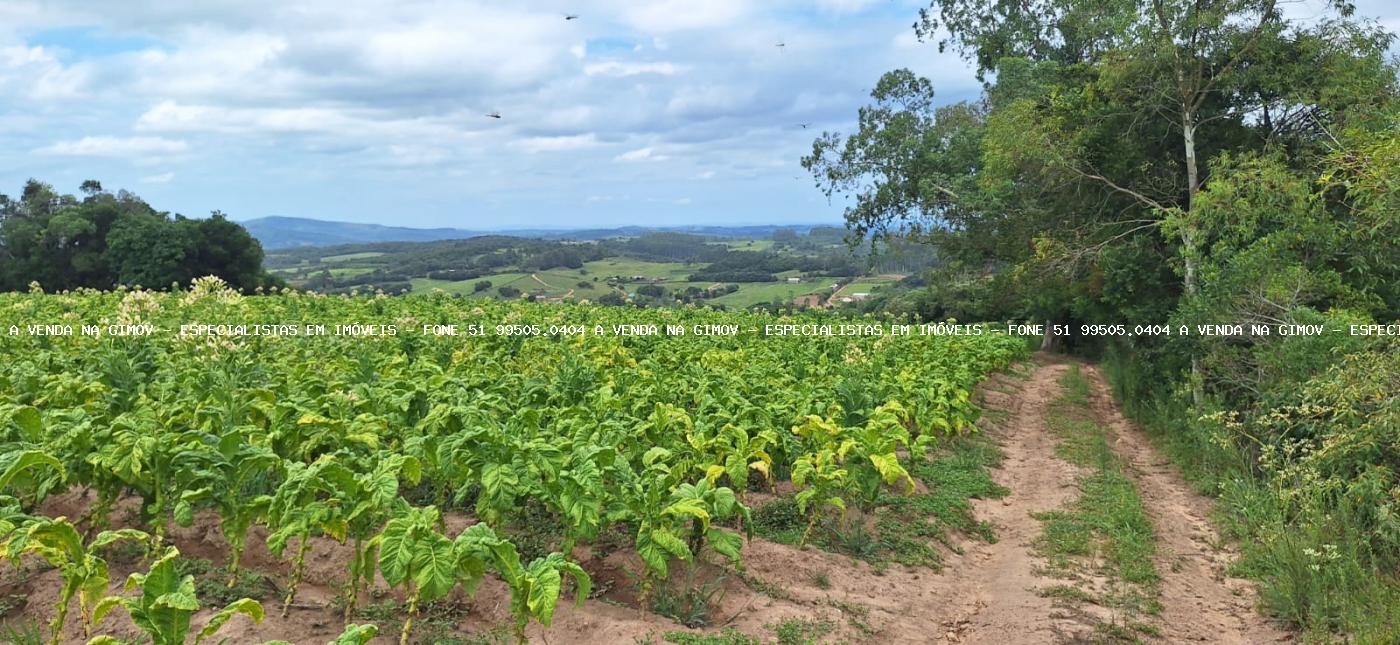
left=2, top=1, right=1394, bottom=229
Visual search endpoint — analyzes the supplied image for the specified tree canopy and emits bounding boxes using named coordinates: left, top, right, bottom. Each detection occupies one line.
left=0, top=179, right=279, bottom=292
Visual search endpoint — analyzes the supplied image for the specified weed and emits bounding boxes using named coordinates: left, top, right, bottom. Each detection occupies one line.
left=827, top=599, right=877, bottom=637
left=175, top=556, right=277, bottom=605
left=769, top=617, right=834, bottom=645
left=752, top=498, right=804, bottom=546
left=811, top=571, right=831, bottom=590
left=661, top=628, right=761, bottom=645
left=1037, top=584, right=1098, bottom=604
left=651, top=573, right=726, bottom=628
left=826, top=522, right=880, bottom=561
left=738, top=571, right=793, bottom=601
left=0, top=619, right=44, bottom=645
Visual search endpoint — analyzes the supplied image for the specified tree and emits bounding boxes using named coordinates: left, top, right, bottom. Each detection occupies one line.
left=0, top=180, right=278, bottom=292
left=106, top=214, right=192, bottom=289
left=910, top=0, right=1396, bottom=396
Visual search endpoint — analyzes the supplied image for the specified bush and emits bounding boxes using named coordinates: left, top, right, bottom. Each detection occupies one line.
left=474, top=280, right=493, bottom=292
left=497, top=286, right=521, bottom=298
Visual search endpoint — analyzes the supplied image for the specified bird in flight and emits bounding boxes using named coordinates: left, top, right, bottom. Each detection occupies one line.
left=565, top=14, right=579, bottom=20
left=775, top=41, right=786, bottom=49
left=797, top=123, right=811, bottom=129
left=485, top=111, right=502, bottom=119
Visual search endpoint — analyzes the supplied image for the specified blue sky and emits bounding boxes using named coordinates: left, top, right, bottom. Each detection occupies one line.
left=2, top=1, right=1395, bottom=229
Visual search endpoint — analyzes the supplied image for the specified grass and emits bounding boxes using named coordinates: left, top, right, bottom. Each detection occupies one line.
left=1030, top=364, right=1161, bottom=635
left=709, top=282, right=822, bottom=308
left=1102, top=348, right=1400, bottom=642
left=582, top=259, right=694, bottom=280
left=752, top=431, right=1008, bottom=571
left=320, top=251, right=386, bottom=262
left=0, top=619, right=43, bottom=645
left=174, top=557, right=277, bottom=606
left=768, top=617, right=834, bottom=645
left=650, top=571, right=728, bottom=628
left=658, top=629, right=761, bottom=645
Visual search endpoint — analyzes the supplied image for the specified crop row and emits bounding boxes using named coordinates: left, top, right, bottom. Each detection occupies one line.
left=0, top=280, right=1027, bottom=644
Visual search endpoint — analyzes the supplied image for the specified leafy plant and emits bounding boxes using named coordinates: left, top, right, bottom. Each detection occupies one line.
left=1, top=517, right=147, bottom=644
left=370, top=506, right=494, bottom=645
left=90, top=546, right=263, bottom=645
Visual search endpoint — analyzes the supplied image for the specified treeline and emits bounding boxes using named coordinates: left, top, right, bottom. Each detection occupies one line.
left=686, top=250, right=864, bottom=282
left=0, top=180, right=278, bottom=293
left=813, top=0, right=1400, bottom=637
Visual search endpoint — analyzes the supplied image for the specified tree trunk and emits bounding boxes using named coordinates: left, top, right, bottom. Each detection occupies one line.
left=1039, top=321, right=1059, bottom=353
left=1182, top=113, right=1205, bottom=407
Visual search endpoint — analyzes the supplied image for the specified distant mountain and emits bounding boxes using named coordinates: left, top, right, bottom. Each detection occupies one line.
left=242, top=216, right=481, bottom=249
left=242, top=216, right=826, bottom=249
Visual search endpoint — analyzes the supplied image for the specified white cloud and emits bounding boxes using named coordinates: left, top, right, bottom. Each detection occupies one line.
left=620, top=0, right=749, bottom=32
left=615, top=146, right=668, bottom=162
left=518, top=134, right=599, bottom=153
left=0, top=45, right=88, bottom=100
left=584, top=61, right=680, bottom=77
left=697, top=170, right=716, bottom=179
left=141, top=171, right=175, bottom=183
left=37, top=135, right=188, bottom=157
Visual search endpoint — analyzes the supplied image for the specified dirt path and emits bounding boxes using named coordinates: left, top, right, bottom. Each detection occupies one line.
left=1080, top=364, right=1288, bottom=644
left=929, top=358, right=1286, bottom=643
left=530, top=273, right=553, bottom=289
left=937, top=361, right=1094, bottom=642
left=824, top=282, right=852, bottom=307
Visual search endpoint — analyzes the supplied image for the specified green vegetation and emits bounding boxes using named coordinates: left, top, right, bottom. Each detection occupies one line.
left=0, top=180, right=279, bottom=293
left=269, top=230, right=917, bottom=309
left=754, top=432, right=1007, bottom=570
left=812, top=0, right=1400, bottom=638
left=0, top=283, right=1026, bottom=643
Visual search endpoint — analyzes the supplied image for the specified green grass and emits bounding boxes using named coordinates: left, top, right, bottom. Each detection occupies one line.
left=710, top=282, right=823, bottom=308
left=320, top=251, right=385, bottom=262
left=719, top=239, right=775, bottom=251
left=1103, top=347, right=1400, bottom=643
left=768, top=617, right=834, bottom=645
left=328, top=267, right=376, bottom=277
left=1030, top=364, right=1161, bottom=634
left=582, top=259, right=694, bottom=280
left=659, top=629, right=761, bottom=645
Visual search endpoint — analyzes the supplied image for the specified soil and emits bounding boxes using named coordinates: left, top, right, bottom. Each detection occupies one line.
left=0, top=356, right=1290, bottom=644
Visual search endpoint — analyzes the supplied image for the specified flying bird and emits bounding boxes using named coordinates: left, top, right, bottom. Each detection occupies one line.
left=565, top=14, right=579, bottom=20
left=797, top=123, right=811, bottom=129
left=485, top=111, right=502, bottom=119
left=775, top=41, right=786, bottom=49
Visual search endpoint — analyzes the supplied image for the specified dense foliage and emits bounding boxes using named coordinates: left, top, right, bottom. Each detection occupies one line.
left=0, top=279, right=1026, bottom=643
left=0, top=180, right=278, bottom=294
left=809, top=0, right=1400, bottom=638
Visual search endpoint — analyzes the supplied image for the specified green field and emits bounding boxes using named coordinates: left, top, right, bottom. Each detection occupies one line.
left=321, top=251, right=386, bottom=262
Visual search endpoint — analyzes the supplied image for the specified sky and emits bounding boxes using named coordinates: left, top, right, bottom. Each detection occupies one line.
left=2, top=1, right=1396, bottom=230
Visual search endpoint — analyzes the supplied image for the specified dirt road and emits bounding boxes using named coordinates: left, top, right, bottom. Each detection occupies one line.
left=935, top=358, right=1286, bottom=643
